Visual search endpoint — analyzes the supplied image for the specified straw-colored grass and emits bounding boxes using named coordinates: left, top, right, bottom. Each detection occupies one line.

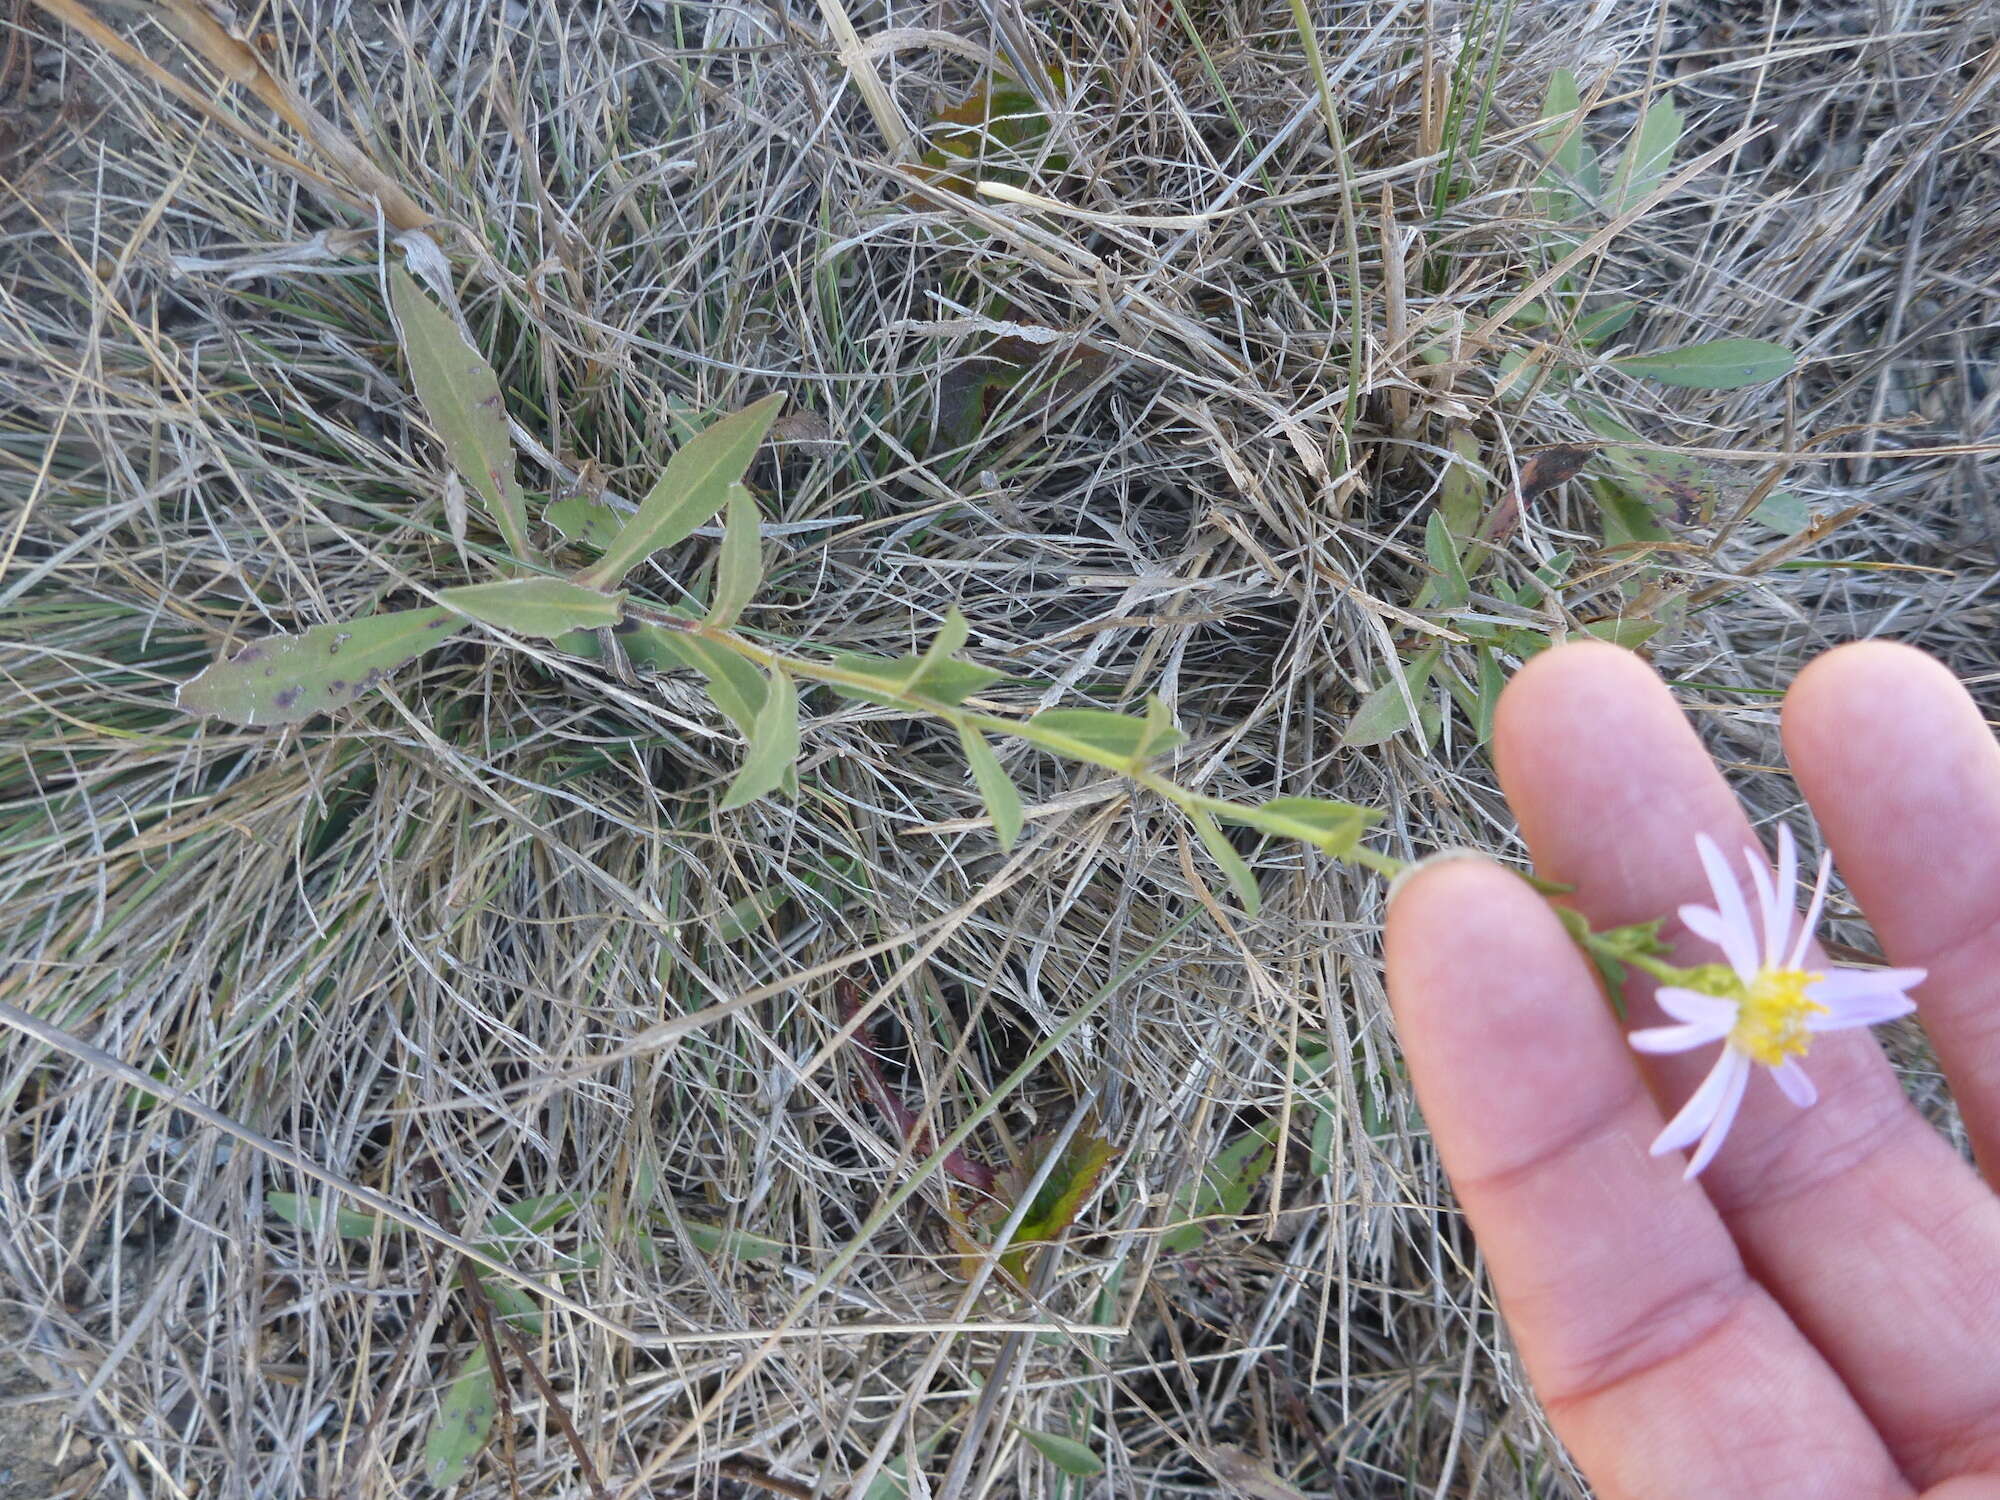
left=2, top=2, right=1996, bottom=1496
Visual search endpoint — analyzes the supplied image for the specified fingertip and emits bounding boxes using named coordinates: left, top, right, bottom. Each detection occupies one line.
left=1785, top=639, right=1975, bottom=751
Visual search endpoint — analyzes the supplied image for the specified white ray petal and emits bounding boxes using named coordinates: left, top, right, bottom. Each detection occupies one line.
left=1694, top=834, right=1760, bottom=979
left=1684, top=1052, right=1753, bottom=1178
left=1772, top=1058, right=1818, bottom=1108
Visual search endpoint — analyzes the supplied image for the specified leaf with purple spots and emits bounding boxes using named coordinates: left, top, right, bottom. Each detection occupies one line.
left=177, top=608, right=461, bottom=726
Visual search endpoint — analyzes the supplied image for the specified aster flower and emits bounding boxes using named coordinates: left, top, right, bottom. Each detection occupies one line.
left=1628, top=826, right=1924, bottom=1179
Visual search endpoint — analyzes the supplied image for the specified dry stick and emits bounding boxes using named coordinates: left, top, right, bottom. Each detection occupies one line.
left=0, top=995, right=649, bottom=1344
left=814, top=0, right=911, bottom=158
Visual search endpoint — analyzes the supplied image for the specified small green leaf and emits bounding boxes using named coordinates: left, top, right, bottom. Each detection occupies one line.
left=1340, top=645, right=1443, bottom=748
left=581, top=394, right=784, bottom=588
left=957, top=724, right=1024, bottom=850
left=1535, top=67, right=1600, bottom=218
left=1188, top=807, right=1259, bottom=913
left=1162, top=1121, right=1277, bottom=1252
left=440, top=577, right=624, bottom=639
left=1581, top=617, right=1663, bottom=649
left=1572, top=301, right=1638, bottom=345
left=1438, top=428, right=1486, bottom=542
left=682, top=1220, right=785, bottom=1261
left=178, top=607, right=460, bottom=725
left=471, top=1271, right=543, bottom=1335
left=999, top=1134, right=1116, bottom=1280
left=706, top=482, right=764, bottom=627
left=1016, top=703, right=1185, bottom=769
left=650, top=627, right=770, bottom=737
left=719, top=883, right=789, bottom=940
left=1610, top=338, right=1796, bottom=390
left=1607, top=91, right=1682, bottom=215
left=1218, top=796, right=1380, bottom=857
left=266, top=1192, right=381, bottom=1239
left=1751, top=489, right=1813, bottom=536
left=545, top=494, right=623, bottom=550
left=1474, top=647, right=1505, bottom=746
left=719, top=665, right=799, bottom=810
left=1422, top=510, right=1471, bottom=610
left=831, top=652, right=1008, bottom=708
left=1018, top=1428, right=1103, bottom=1478
left=422, top=1349, right=498, bottom=1490
left=388, top=266, right=537, bottom=564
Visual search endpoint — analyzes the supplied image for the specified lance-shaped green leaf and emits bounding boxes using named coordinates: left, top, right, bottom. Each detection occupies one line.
left=1162, top=1120, right=1278, bottom=1252
left=388, top=266, right=538, bottom=564
left=719, top=665, right=799, bottom=810
left=1420, top=510, right=1471, bottom=611
left=1607, top=90, right=1682, bottom=215
left=1438, top=427, right=1486, bottom=542
left=1534, top=67, right=1600, bottom=220
left=581, top=394, right=784, bottom=588
left=1339, top=645, right=1443, bottom=748
left=1572, top=301, right=1637, bottom=346
left=440, top=577, right=624, bottom=639
left=670, top=633, right=770, bottom=737
left=706, top=482, right=764, bottom=627
left=1218, top=796, right=1380, bottom=857
left=1610, top=338, right=1796, bottom=390
left=422, top=1348, right=498, bottom=1489
left=1018, top=1429, right=1104, bottom=1478
left=267, top=1192, right=381, bottom=1239
left=1189, top=806, right=1260, bottom=912
left=1016, top=700, right=1185, bottom=770
left=956, top=724, right=1024, bottom=850
left=178, top=608, right=460, bottom=725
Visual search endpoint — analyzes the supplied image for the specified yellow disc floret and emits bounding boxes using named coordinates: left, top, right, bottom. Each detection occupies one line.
left=1728, top=968, right=1828, bottom=1067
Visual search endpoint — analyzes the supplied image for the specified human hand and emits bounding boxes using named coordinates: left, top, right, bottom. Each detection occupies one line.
left=1384, top=641, right=2000, bottom=1499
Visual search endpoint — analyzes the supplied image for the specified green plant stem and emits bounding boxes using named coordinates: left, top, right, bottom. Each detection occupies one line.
left=627, top=605, right=1406, bottom=879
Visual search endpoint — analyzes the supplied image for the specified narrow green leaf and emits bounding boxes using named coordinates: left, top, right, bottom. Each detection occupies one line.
left=672, top=633, right=769, bottom=736
left=1018, top=1428, right=1103, bottom=1478
left=1609, top=338, right=1796, bottom=390
left=1534, top=68, right=1599, bottom=220
left=422, top=1349, right=498, bottom=1489
left=1217, top=796, right=1380, bottom=857
left=388, top=266, right=537, bottom=563
left=581, top=394, right=784, bottom=587
left=1016, top=703, right=1185, bottom=769
left=471, top=1270, right=543, bottom=1334
left=1607, top=91, right=1682, bottom=215
left=1572, top=301, right=1637, bottom=346
left=1581, top=617, right=1663, bottom=649
left=719, top=665, right=798, bottom=810
left=1188, top=806, right=1259, bottom=913
left=440, top=577, right=624, bottom=639
left=1162, top=1121, right=1278, bottom=1252
left=1474, top=647, right=1505, bottom=746
left=830, top=651, right=1007, bottom=708
left=1000, top=1134, right=1116, bottom=1280
left=719, top=883, right=789, bottom=940
left=266, top=1192, right=381, bottom=1239
left=1438, top=428, right=1486, bottom=542
left=178, top=607, right=460, bottom=725
left=681, top=1220, right=786, bottom=1261
left=1339, top=645, right=1443, bottom=748
left=1423, top=510, right=1471, bottom=610
left=956, top=724, right=1024, bottom=850
left=706, top=482, right=764, bottom=627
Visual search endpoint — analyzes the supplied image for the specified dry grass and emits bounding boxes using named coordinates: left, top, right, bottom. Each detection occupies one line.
left=2, top=1, right=1997, bottom=1496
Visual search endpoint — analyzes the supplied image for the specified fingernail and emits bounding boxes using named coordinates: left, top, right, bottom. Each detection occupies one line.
left=1384, top=848, right=1491, bottom=908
